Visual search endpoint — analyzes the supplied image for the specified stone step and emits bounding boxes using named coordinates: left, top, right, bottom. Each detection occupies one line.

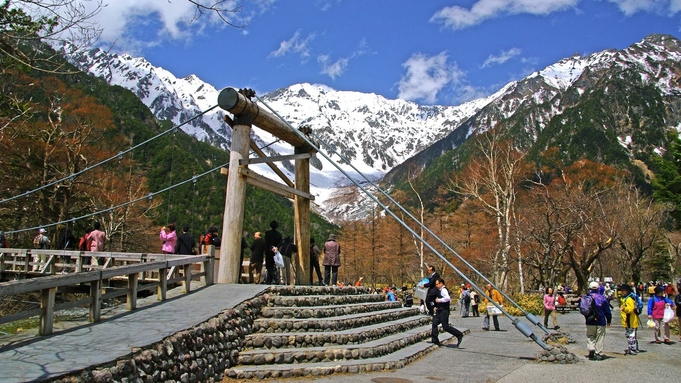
left=238, top=324, right=437, bottom=365
left=226, top=331, right=464, bottom=380
left=252, top=307, right=420, bottom=333
left=266, top=293, right=385, bottom=307
left=260, top=300, right=403, bottom=319
left=244, top=315, right=433, bottom=349
left=268, top=286, right=372, bottom=297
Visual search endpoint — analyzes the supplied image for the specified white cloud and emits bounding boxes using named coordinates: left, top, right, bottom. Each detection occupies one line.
left=269, top=30, right=316, bottom=60
left=318, top=55, right=349, bottom=79
left=481, top=48, right=522, bottom=68
left=397, top=52, right=465, bottom=104
left=431, top=0, right=579, bottom=30
left=605, top=0, right=681, bottom=16
left=83, top=0, right=267, bottom=53
left=316, top=40, right=373, bottom=80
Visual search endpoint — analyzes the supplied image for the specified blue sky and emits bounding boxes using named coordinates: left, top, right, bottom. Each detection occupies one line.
left=89, top=0, right=681, bottom=105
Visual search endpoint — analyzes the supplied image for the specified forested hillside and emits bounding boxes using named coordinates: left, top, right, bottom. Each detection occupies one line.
left=0, top=48, right=335, bottom=251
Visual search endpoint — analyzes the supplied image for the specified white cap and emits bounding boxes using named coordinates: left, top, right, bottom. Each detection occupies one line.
left=589, top=281, right=600, bottom=290
left=39, top=228, right=47, bottom=234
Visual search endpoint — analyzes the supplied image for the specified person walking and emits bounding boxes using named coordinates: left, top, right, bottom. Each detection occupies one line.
left=174, top=225, right=196, bottom=255
left=264, top=221, right=282, bottom=284
left=470, top=289, right=480, bottom=317
left=32, top=228, right=51, bottom=271
left=309, top=238, right=323, bottom=285
left=647, top=285, right=674, bottom=344
left=249, top=232, right=266, bottom=284
left=279, top=235, right=297, bottom=285
left=322, top=233, right=341, bottom=286
left=160, top=223, right=177, bottom=254
left=482, top=284, right=503, bottom=331
left=584, top=281, right=612, bottom=360
left=543, top=287, right=559, bottom=330
left=430, top=278, right=464, bottom=347
left=460, top=285, right=471, bottom=318
left=87, top=222, right=107, bottom=265
left=422, top=266, right=440, bottom=316
left=617, top=283, right=640, bottom=355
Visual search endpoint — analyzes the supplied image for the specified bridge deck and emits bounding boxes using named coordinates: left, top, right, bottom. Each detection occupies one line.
left=0, top=283, right=268, bottom=383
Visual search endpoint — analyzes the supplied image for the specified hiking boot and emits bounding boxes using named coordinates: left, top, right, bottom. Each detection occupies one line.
left=456, top=334, right=464, bottom=347
left=554, top=326, right=560, bottom=330
left=588, top=350, right=595, bottom=359
left=593, top=354, right=603, bottom=361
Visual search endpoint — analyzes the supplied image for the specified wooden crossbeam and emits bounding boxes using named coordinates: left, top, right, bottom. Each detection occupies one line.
left=240, top=152, right=312, bottom=165
left=238, top=167, right=314, bottom=201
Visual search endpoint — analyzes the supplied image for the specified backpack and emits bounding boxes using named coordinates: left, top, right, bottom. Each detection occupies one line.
left=200, top=233, right=212, bottom=246
left=404, top=293, right=413, bottom=307
left=579, top=293, right=596, bottom=319
left=628, top=293, right=644, bottom=315
left=473, top=293, right=480, bottom=303
left=210, top=235, right=221, bottom=247
left=462, top=290, right=471, bottom=305
left=33, top=234, right=44, bottom=249
left=78, top=235, right=88, bottom=251
left=557, top=295, right=567, bottom=305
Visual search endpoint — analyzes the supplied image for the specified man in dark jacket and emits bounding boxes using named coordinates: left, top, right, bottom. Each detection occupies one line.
left=264, top=221, right=282, bottom=284
left=423, top=266, right=440, bottom=315
left=174, top=225, right=197, bottom=255
left=249, top=232, right=266, bottom=284
left=430, top=278, right=464, bottom=347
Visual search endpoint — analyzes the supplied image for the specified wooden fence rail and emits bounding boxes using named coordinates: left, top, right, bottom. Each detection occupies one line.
left=0, top=249, right=214, bottom=336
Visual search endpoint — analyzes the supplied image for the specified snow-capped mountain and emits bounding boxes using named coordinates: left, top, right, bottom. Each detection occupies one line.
left=65, top=34, right=681, bottom=219
left=384, top=34, right=681, bottom=186
left=65, top=48, right=493, bottom=213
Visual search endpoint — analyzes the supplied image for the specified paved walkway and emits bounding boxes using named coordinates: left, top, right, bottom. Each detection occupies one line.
left=0, top=284, right=268, bottom=383
left=295, top=308, right=681, bottom=383
left=3, top=288, right=681, bottom=383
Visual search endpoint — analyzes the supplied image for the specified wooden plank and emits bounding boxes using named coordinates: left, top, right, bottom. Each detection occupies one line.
left=238, top=167, right=315, bottom=200
left=239, top=152, right=312, bottom=165
left=294, top=153, right=311, bottom=286
left=127, top=273, right=138, bottom=310
left=89, top=279, right=101, bottom=322
left=0, top=270, right=102, bottom=296
left=100, top=261, right=166, bottom=279
left=0, top=307, right=42, bottom=325
left=183, top=264, right=191, bottom=293
left=158, top=267, right=167, bottom=301
left=40, top=287, right=56, bottom=335
left=249, top=140, right=295, bottom=187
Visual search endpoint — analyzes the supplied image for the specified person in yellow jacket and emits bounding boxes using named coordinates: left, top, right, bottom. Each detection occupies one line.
left=482, top=284, right=504, bottom=331
left=617, top=283, right=640, bottom=355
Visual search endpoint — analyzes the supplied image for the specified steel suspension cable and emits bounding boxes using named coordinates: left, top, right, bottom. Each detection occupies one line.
left=254, top=94, right=550, bottom=349
left=0, top=105, right=219, bottom=205
left=4, top=161, right=229, bottom=236
left=308, top=130, right=549, bottom=335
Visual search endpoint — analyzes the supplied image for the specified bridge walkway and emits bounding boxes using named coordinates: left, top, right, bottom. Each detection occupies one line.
left=0, top=283, right=268, bottom=383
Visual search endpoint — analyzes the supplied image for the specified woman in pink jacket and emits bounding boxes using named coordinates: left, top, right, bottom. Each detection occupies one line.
left=160, top=223, right=177, bottom=254
left=543, top=287, right=560, bottom=330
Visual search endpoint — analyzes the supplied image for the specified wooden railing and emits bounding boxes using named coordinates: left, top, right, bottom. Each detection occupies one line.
left=0, top=248, right=215, bottom=336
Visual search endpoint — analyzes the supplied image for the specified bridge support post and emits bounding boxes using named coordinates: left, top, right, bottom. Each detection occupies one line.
left=218, top=114, right=251, bottom=284
left=39, top=287, right=55, bottom=335
left=126, top=273, right=138, bottom=310
left=89, top=279, right=101, bottom=322
left=294, top=148, right=311, bottom=285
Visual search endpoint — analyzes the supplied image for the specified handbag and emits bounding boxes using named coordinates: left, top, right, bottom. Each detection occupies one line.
left=487, top=305, right=503, bottom=316
left=663, top=306, right=675, bottom=323
left=274, top=251, right=285, bottom=268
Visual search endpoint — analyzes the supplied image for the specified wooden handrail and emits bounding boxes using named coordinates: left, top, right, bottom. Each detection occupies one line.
left=0, top=251, right=214, bottom=336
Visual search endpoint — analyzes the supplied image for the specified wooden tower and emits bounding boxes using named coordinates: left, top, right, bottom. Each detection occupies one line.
left=216, top=88, right=316, bottom=284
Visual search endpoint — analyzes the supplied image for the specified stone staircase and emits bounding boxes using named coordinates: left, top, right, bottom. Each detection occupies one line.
left=225, top=286, right=465, bottom=380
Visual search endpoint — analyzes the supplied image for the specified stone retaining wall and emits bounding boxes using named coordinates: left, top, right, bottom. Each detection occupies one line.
left=49, top=292, right=270, bottom=383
